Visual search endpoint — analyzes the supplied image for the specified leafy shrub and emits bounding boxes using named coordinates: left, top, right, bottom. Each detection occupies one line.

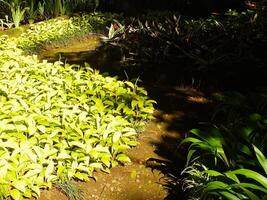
left=180, top=91, right=267, bottom=199
left=0, top=17, right=154, bottom=199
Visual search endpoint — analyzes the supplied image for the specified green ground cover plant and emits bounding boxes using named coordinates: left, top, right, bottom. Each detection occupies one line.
left=12, top=13, right=119, bottom=53
left=0, top=14, right=155, bottom=200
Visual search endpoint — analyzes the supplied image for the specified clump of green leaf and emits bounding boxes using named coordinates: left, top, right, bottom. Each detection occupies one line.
left=180, top=91, right=267, bottom=199
left=0, top=33, right=155, bottom=200
left=14, top=17, right=79, bottom=52
left=13, top=13, right=120, bottom=53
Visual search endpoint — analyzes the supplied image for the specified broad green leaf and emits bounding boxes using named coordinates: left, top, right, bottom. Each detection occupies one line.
left=131, top=100, right=138, bottom=109
left=242, top=188, right=261, bottom=200
left=25, top=149, right=37, bottom=163
left=253, top=145, right=267, bottom=175
left=11, top=180, right=27, bottom=193
left=219, top=191, right=241, bottom=200
left=26, top=117, right=37, bottom=136
left=24, top=169, right=42, bottom=178
left=125, top=81, right=135, bottom=89
left=47, top=175, right=57, bottom=182
left=74, top=172, right=89, bottom=181
left=186, top=149, right=197, bottom=166
left=225, top=172, right=240, bottom=183
left=24, top=188, right=32, bottom=198
left=116, top=154, right=131, bottom=163
left=37, top=125, right=46, bottom=134
left=57, top=151, right=71, bottom=160
left=229, top=169, right=267, bottom=188
left=179, top=137, right=203, bottom=146
left=113, top=132, right=121, bottom=143
left=101, top=156, right=111, bottom=167
left=123, top=131, right=137, bottom=137
left=77, top=165, right=90, bottom=173
left=16, top=125, right=28, bottom=132
left=90, top=163, right=103, bottom=169
left=32, top=146, right=44, bottom=158
left=10, top=189, right=22, bottom=200
left=205, top=181, right=229, bottom=191
left=45, top=161, right=54, bottom=179
left=111, top=160, right=119, bottom=167
left=69, top=141, right=85, bottom=149
left=1, top=141, right=18, bottom=149
left=230, top=183, right=267, bottom=193
left=124, top=140, right=138, bottom=146
left=205, top=170, right=223, bottom=177
left=94, top=145, right=110, bottom=153
left=70, top=123, right=84, bottom=137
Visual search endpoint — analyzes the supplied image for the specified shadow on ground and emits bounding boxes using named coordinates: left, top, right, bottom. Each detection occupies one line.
left=145, top=84, right=213, bottom=199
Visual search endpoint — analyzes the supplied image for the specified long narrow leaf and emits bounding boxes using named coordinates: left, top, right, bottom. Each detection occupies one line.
left=229, top=169, right=267, bottom=188
left=253, top=145, right=267, bottom=175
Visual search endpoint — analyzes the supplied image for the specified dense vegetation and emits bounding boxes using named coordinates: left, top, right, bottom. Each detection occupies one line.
left=0, top=15, right=154, bottom=200
left=180, top=91, right=267, bottom=199
left=98, top=9, right=267, bottom=89
left=0, top=0, right=266, bottom=200
left=96, top=5, right=267, bottom=200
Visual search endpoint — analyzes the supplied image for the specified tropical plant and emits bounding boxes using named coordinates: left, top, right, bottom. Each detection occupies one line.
left=101, top=20, right=125, bottom=42
left=26, top=0, right=36, bottom=24
left=0, top=0, right=29, bottom=28
left=37, top=1, right=46, bottom=20
left=54, top=0, right=72, bottom=16
left=180, top=91, right=267, bottom=199
left=181, top=147, right=267, bottom=200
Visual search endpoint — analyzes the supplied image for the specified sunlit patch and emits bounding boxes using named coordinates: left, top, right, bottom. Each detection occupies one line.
left=187, top=96, right=210, bottom=104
